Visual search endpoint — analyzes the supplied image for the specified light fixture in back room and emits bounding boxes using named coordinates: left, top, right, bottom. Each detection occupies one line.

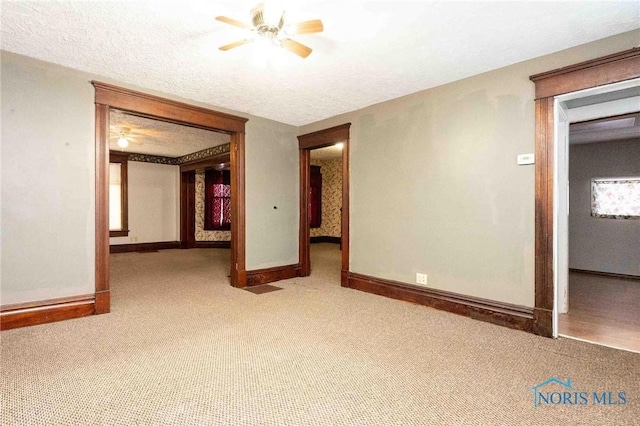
left=117, top=135, right=129, bottom=148
left=109, top=126, right=146, bottom=150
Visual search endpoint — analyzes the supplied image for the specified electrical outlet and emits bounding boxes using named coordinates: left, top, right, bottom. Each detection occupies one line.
left=416, top=273, right=428, bottom=285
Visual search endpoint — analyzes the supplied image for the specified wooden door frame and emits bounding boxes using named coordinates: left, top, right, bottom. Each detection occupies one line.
left=529, top=48, right=640, bottom=337
left=93, top=82, right=249, bottom=314
left=180, top=170, right=197, bottom=249
left=298, top=124, right=351, bottom=286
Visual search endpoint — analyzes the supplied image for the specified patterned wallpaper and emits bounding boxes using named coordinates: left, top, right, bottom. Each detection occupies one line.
left=123, top=143, right=230, bottom=165
left=195, top=171, right=231, bottom=242
left=310, top=158, right=342, bottom=238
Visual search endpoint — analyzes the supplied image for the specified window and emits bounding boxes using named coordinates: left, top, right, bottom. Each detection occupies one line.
left=204, top=169, right=231, bottom=230
left=591, top=177, right=640, bottom=219
left=109, top=153, right=129, bottom=236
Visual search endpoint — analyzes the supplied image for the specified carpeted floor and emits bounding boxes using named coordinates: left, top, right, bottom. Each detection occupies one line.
left=1, top=244, right=639, bottom=425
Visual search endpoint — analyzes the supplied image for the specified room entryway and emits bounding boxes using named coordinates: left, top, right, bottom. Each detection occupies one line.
left=307, top=144, right=344, bottom=279
left=94, top=82, right=249, bottom=314
left=298, top=124, right=351, bottom=286
left=552, top=83, right=640, bottom=353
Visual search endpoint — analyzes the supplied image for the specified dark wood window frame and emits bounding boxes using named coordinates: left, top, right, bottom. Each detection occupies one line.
left=298, top=124, right=351, bottom=286
left=529, top=47, right=640, bottom=337
left=108, top=152, right=129, bottom=237
left=94, top=82, right=248, bottom=315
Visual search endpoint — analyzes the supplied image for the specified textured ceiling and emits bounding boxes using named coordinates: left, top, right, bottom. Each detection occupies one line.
left=2, top=1, right=639, bottom=126
left=110, top=110, right=230, bottom=157
left=310, top=144, right=343, bottom=160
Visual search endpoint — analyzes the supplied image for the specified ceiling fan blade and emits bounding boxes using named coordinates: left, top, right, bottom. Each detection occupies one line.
left=215, top=16, right=252, bottom=30
left=278, top=12, right=285, bottom=31
left=219, top=39, right=253, bottom=51
left=292, top=19, right=324, bottom=35
left=251, top=3, right=265, bottom=27
left=130, top=128, right=163, bottom=137
left=280, top=39, right=312, bottom=58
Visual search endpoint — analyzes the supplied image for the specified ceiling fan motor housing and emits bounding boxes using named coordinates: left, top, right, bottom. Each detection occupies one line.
left=251, top=4, right=285, bottom=42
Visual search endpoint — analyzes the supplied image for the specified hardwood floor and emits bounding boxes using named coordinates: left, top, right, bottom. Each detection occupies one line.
left=559, top=271, right=640, bottom=352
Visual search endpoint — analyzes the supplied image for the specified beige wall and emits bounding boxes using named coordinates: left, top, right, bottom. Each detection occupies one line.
left=299, top=30, right=640, bottom=308
left=569, top=139, right=640, bottom=276
left=1, top=53, right=95, bottom=305
left=310, top=158, right=342, bottom=238
left=110, top=161, right=180, bottom=246
left=245, top=117, right=299, bottom=270
left=1, top=51, right=299, bottom=305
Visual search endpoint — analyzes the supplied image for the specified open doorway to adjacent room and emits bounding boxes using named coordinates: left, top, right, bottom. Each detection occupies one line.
left=107, top=109, right=235, bottom=306
left=307, top=144, right=344, bottom=281
left=108, top=109, right=232, bottom=251
left=298, top=124, right=351, bottom=287
left=94, top=82, right=248, bottom=314
left=553, top=83, right=640, bottom=353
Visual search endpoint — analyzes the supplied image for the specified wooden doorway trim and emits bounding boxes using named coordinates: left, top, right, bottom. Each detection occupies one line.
left=298, top=123, right=351, bottom=286
left=180, top=171, right=197, bottom=249
left=93, top=82, right=248, bottom=314
left=529, top=48, right=640, bottom=337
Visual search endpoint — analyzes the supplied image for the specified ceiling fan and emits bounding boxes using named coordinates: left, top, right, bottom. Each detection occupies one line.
left=215, top=3, right=323, bottom=58
left=109, top=127, right=145, bottom=149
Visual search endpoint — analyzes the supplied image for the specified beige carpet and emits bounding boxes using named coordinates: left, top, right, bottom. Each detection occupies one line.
left=1, top=244, right=639, bottom=425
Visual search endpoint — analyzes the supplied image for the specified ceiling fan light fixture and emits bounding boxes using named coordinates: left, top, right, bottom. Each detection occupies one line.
left=216, top=3, right=322, bottom=59
left=117, top=137, right=129, bottom=148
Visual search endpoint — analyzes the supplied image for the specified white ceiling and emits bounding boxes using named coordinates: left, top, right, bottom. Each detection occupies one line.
left=110, top=109, right=230, bottom=157
left=2, top=1, right=639, bottom=126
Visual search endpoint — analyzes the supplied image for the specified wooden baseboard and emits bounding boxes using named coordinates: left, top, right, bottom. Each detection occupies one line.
left=346, top=272, right=534, bottom=333
left=1, top=295, right=95, bottom=331
left=193, top=241, right=231, bottom=249
left=310, top=236, right=341, bottom=244
left=569, top=268, right=640, bottom=281
left=246, top=264, right=301, bottom=287
left=110, top=241, right=180, bottom=253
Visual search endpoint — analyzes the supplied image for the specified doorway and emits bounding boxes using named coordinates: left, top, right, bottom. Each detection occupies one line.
left=307, top=145, right=344, bottom=280
left=108, top=109, right=232, bottom=252
left=298, top=124, right=351, bottom=286
left=553, top=90, right=640, bottom=351
left=529, top=47, right=640, bottom=338
left=94, top=82, right=248, bottom=314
